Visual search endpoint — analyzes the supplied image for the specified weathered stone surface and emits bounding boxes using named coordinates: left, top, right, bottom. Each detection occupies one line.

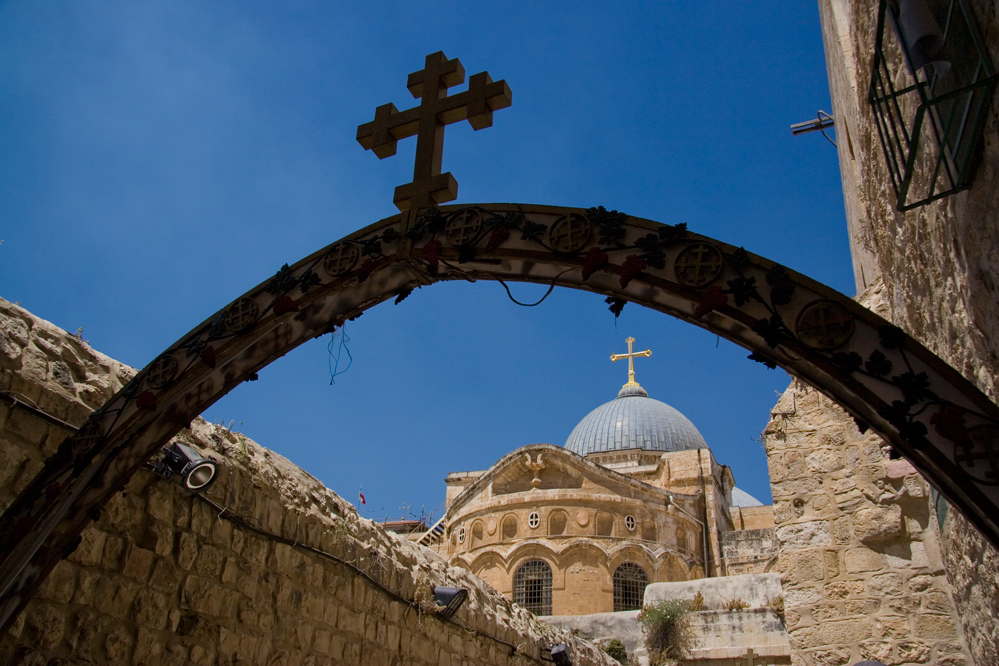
left=764, top=379, right=971, bottom=666
left=853, top=505, right=904, bottom=545
left=777, top=521, right=831, bottom=549
left=816, top=0, right=999, bottom=660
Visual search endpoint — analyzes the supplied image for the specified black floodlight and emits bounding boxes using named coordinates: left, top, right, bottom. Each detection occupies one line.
left=550, top=643, right=572, bottom=666
left=159, top=442, right=219, bottom=492
left=432, top=586, right=468, bottom=619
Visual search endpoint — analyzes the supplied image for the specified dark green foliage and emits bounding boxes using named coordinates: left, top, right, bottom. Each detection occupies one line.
left=600, top=639, right=629, bottom=665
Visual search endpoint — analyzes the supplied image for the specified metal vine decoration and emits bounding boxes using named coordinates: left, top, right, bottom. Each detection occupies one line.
left=3, top=202, right=999, bottom=639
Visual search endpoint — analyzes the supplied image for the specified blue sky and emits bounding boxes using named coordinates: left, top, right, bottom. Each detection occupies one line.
left=0, top=2, right=851, bottom=519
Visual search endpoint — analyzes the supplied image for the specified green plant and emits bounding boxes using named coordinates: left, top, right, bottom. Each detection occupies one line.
left=688, top=591, right=706, bottom=611
left=638, top=599, right=692, bottom=666
left=765, top=594, right=785, bottom=623
left=723, top=597, right=749, bottom=611
left=600, top=638, right=629, bottom=665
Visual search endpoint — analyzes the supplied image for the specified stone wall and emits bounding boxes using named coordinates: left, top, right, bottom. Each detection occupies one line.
left=721, top=529, right=777, bottom=577
left=817, top=1, right=999, bottom=662
left=548, top=575, right=791, bottom=666
left=646, top=575, right=791, bottom=666
left=0, top=299, right=616, bottom=666
left=938, top=504, right=999, bottom=666
left=545, top=611, right=645, bottom=665
left=731, top=505, right=776, bottom=531
left=763, top=376, right=971, bottom=666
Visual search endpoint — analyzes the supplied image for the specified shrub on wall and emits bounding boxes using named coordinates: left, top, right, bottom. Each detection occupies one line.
left=637, top=599, right=691, bottom=666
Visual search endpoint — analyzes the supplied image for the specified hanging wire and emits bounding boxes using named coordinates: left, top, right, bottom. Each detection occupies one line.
left=493, top=268, right=573, bottom=307
left=328, top=325, right=353, bottom=384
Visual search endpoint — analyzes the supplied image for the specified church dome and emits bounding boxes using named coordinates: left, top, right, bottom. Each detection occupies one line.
left=564, top=382, right=708, bottom=456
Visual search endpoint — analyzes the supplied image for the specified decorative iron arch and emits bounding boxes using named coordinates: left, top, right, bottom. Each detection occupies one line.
left=2, top=202, right=999, bottom=634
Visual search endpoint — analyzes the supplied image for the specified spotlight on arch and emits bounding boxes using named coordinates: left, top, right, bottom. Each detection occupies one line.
left=432, top=586, right=468, bottom=619
left=156, top=442, right=219, bottom=492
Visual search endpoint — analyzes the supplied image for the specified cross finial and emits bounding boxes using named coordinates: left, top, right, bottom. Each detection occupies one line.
left=610, top=337, right=652, bottom=391
left=356, top=51, right=512, bottom=212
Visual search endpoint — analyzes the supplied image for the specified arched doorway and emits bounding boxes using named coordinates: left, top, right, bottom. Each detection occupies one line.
left=2, top=202, right=999, bottom=634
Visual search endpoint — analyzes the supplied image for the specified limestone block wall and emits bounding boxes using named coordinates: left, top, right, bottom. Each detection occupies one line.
left=817, top=1, right=999, bottom=661
left=0, top=301, right=135, bottom=512
left=731, top=505, right=776, bottom=532
left=720, top=529, right=777, bottom=577
left=645, top=575, right=790, bottom=666
left=937, top=508, right=999, bottom=666
left=549, top=574, right=792, bottom=666
left=764, top=379, right=971, bottom=666
left=0, top=299, right=616, bottom=666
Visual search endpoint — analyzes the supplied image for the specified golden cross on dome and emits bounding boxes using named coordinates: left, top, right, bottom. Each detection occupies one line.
left=610, top=337, right=652, bottom=388
left=356, top=51, right=512, bottom=212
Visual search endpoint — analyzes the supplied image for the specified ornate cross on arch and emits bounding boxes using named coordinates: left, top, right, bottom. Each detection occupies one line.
left=356, top=51, right=512, bottom=212
left=611, top=337, right=652, bottom=389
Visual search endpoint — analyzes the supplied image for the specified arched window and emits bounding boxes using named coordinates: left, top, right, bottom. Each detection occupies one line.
left=596, top=512, right=614, bottom=536
left=502, top=514, right=518, bottom=540
left=513, top=560, right=552, bottom=615
left=613, top=563, right=649, bottom=611
left=471, top=520, right=484, bottom=545
left=676, top=527, right=687, bottom=553
left=548, top=510, right=567, bottom=536
left=513, top=560, right=553, bottom=616
left=641, top=521, right=656, bottom=543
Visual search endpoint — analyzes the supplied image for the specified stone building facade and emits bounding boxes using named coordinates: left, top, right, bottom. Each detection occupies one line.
left=0, top=299, right=616, bottom=666
left=437, top=373, right=777, bottom=617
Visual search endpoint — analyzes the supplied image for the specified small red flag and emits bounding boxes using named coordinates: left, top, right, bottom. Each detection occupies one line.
left=358, top=491, right=366, bottom=505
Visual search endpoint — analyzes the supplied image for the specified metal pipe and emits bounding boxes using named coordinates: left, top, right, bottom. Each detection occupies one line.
left=666, top=493, right=708, bottom=575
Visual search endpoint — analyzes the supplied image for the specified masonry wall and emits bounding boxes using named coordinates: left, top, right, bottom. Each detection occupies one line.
left=0, top=299, right=616, bottom=666
left=816, top=2, right=999, bottom=663
left=764, top=371, right=972, bottom=666
left=720, top=529, right=777, bottom=577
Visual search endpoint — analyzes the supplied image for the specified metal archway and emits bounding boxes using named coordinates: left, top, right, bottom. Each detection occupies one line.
left=3, top=203, right=999, bottom=634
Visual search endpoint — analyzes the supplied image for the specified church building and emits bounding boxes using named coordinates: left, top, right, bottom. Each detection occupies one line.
left=429, top=338, right=777, bottom=616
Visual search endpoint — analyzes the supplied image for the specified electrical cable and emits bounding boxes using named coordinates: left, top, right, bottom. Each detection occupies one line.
left=493, top=269, right=573, bottom=307
left=176, top=484, right=545, bottom=663
left=0, top=390, right=80, bottom=434
left=327, top=325, right=353, bottom=385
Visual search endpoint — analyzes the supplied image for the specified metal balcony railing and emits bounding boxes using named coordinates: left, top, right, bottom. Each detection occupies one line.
left=869, top=0, right=997, bottom=210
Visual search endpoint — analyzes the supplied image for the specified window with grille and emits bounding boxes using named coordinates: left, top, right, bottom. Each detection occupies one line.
left=513, top=560, right=553, bottom=616
left=613, top=563, right=649, bottom=612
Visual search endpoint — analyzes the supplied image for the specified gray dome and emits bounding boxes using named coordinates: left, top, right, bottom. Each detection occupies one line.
left=731, top=487, right=764, bottom=507
left=564, top=383, right=708, bottom=455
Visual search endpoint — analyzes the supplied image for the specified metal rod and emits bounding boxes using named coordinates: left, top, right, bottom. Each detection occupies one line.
left=0, top=391, right=79, bottom=434
left=790, top=114, right=835, bottom=136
